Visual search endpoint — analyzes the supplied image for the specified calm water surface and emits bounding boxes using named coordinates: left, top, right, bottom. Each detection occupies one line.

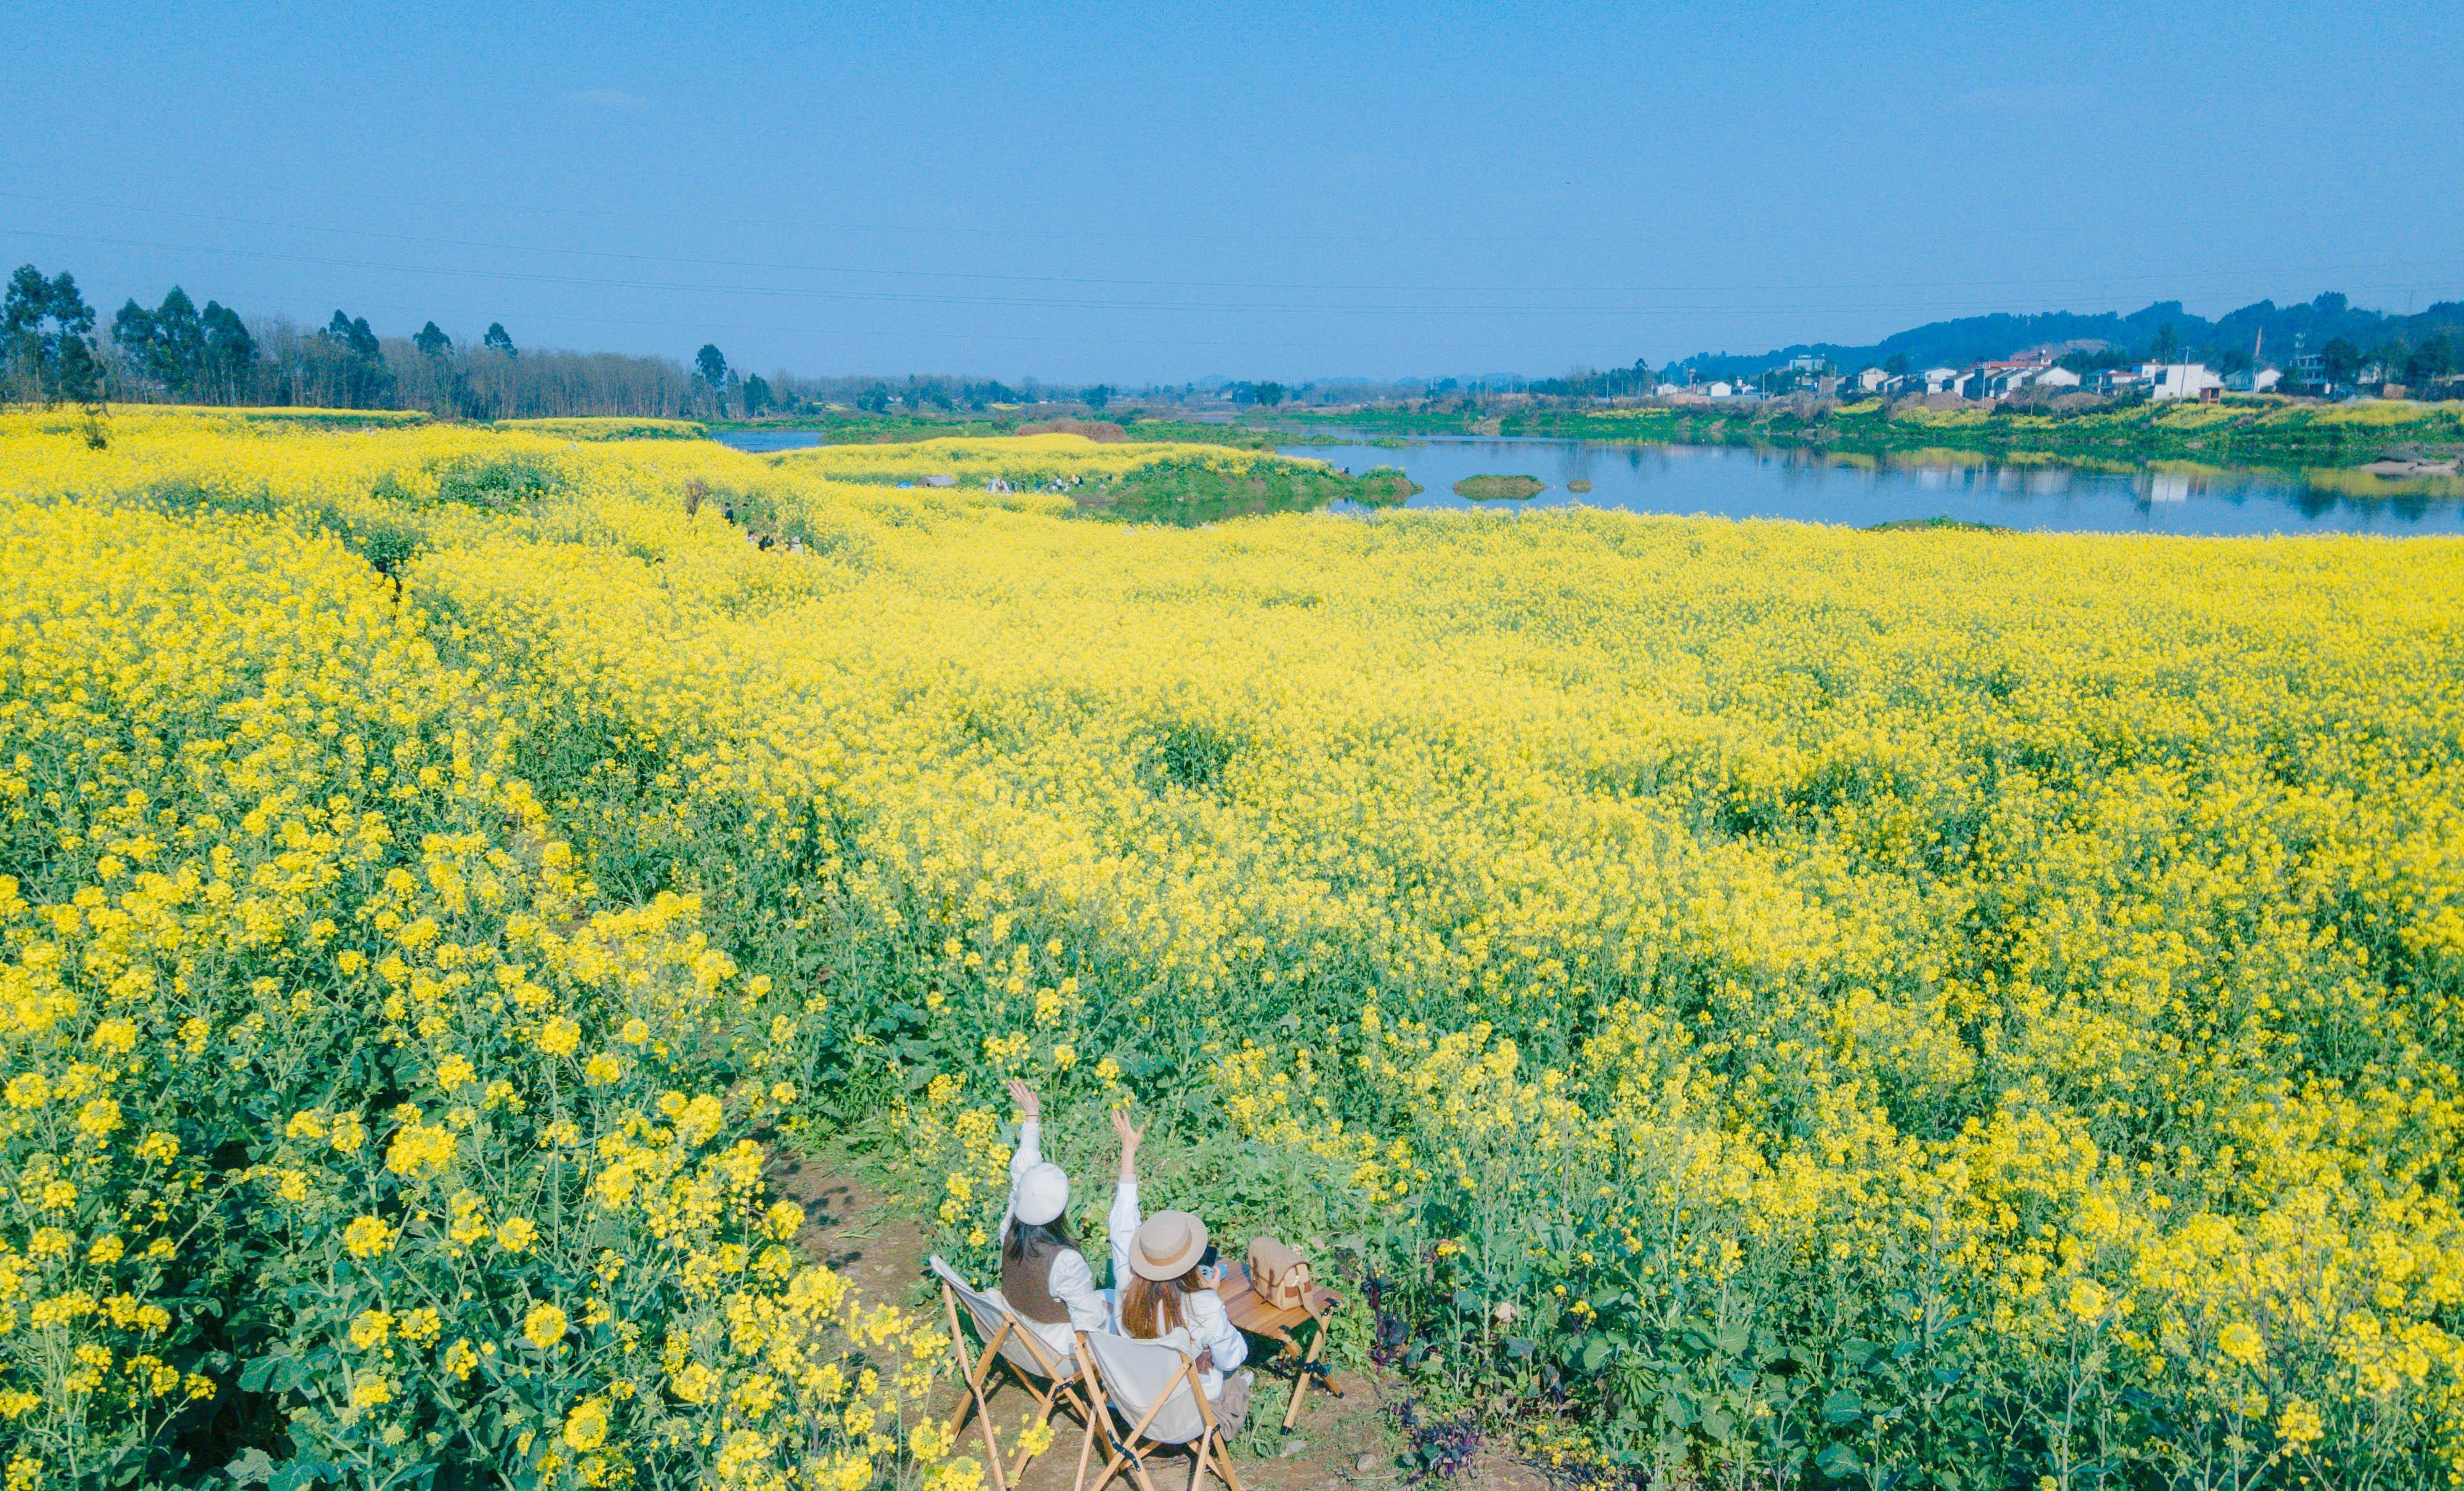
left=710, top=428, right=2462, bottom=535
left=1287, top=437, right=2464, bottom=536
left=711, top=429, right=825, bottom=453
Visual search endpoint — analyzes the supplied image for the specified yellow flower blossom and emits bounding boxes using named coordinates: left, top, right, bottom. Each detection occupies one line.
left=342, top=1216, right=396, bottom=1259
left=523, top=1301, right=569, bottom=1351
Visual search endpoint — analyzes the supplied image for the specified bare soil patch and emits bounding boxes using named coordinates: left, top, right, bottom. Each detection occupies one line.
left=771, top=1148, right=1402, bottom=1491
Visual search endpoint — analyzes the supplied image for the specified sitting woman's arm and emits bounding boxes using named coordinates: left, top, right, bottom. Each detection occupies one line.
left=1048, top=1247, right=1111, bottom=1333
left=1000, top=1078, right=1045, bottom=1240
left=1190, top=1288, right=1248, bottom=1375
left=1008, top=1078, right=1046, bottom=1181
left=1107, top=1109, right=1145, bottom=1301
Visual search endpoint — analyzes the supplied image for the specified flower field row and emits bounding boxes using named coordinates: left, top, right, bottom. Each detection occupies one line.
left=6, top=409, right=2464, bottom=1485
left=0, top=419, right=971, bottom=1489
left=775, top=430, right=1307, bottom=485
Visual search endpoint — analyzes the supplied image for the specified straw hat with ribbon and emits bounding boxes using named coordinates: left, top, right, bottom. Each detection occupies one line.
left=1128, top=1210, right=1210, bottom=1280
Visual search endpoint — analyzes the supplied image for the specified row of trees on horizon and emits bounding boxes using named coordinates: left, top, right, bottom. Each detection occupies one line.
left=1, top=265, right=716, bottom=418
left=4, top=262, right=1284, bottom=421
left=21, top=262, right=2462, bottom=420
left=1599, top=290, right=2464, bottom=400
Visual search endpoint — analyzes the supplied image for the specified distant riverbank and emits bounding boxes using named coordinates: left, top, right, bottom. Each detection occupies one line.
left=1281, top=435, right=2464, bottom=536
left=706, top=410, right=1283, bottom=449
left=707, top=395, right=2464, bottom=480
left=1260, top=395, right=2464, bottom=471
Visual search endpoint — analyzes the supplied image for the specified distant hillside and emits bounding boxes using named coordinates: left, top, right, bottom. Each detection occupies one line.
left=1671, top=293, right=2464, bottom=381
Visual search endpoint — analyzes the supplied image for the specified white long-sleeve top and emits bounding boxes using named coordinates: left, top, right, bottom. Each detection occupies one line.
left=1108, top=1179, right=1249, bottom=1397
left=999, top=1120, right=1112, bottom=1359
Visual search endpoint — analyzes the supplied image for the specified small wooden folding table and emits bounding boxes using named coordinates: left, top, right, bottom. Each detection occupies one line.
left=1217, top=1261, right=1345, bottom=1429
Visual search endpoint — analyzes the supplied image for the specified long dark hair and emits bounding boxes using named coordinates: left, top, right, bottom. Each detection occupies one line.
left=1004, top=1214, right=1078, bottom=1263
left=1120, top=1269, right=1202, bottom=1339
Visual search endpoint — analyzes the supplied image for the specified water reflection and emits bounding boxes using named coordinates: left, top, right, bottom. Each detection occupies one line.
left=1289, top=437, right=2464, bottom=536
left=708, top=428, right=2463, bottom=535
left=709, top=429, right=825, bottom=453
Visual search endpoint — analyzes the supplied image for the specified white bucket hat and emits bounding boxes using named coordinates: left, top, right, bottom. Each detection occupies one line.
left=1013, top=1162, right=1071, bottom=1227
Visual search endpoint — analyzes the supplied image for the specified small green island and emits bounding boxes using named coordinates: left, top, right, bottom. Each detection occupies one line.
left=1454, top=473, right=1546, bottom=500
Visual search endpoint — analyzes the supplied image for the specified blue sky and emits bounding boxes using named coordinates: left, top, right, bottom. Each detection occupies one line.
left=6, top=2, right=2460, bottom=384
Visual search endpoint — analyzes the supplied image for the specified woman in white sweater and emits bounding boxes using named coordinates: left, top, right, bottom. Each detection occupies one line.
left=996, top=1080, right=1113, bottom=1362
left=1106, top=1109, right=1251, bottom=1436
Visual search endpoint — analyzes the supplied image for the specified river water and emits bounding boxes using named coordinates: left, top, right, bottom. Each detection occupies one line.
left=1284, top=437, right=2464, bottom=536
left=705, top=429, right=2462, bottom=536
left=711, top=429, right=829, bottom=453
left=1291, top=436, right=2464, bottom=535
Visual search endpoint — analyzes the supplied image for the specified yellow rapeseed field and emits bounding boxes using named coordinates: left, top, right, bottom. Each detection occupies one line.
left=5, top=408, right=2462, bottom=1487
left=776, top=431, right=1318, bottom=487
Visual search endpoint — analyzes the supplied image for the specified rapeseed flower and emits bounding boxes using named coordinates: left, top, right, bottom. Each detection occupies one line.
left=10, top=408, right=2463, bottom=1483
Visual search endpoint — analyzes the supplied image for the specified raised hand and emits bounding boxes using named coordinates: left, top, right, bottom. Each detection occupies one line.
left=1110, top=1107, right=1145, bottom=1177
left=1007, top=1078, right=1041, bottom=1121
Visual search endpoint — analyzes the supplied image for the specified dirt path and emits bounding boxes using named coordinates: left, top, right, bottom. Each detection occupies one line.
left=767, top=1153, right=1436, bottom=1491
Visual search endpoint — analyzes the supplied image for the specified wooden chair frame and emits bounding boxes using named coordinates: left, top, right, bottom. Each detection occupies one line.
left=938, top=1272, right=1095, bottom=1491
left=1071, top=1330, right=1249, bottom=1491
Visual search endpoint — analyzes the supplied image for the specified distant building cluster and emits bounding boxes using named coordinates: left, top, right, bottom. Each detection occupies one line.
left=1659, top=351, right=2308, bottom=407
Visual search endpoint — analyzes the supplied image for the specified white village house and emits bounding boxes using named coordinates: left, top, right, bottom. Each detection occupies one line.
left=2149, top=363, right=2224, bottom=402
left=1959, top=355, right=2080, bottom=400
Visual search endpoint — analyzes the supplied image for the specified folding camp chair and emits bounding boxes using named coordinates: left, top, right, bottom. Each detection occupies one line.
left=930, top=1256, right=1093, bottom=1491
left=1072, top=1328, right=1248, bottom=1491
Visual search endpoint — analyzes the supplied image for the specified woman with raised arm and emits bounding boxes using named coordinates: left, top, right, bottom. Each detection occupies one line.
left=1107, top=1109, right=1252, bottom=1436
left=997, top=1078, right=1111, bottom=1360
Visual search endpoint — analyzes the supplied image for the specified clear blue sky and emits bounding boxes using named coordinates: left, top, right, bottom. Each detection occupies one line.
left=6, top=2, right=2460, bottom=384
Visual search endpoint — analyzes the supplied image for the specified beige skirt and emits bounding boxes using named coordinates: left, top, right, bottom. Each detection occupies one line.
left=1210, top=1371, right=1252, bottom=1440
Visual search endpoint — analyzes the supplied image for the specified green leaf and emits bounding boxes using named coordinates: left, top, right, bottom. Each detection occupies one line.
left=1815, top=1444, right=1865, bottom=1480
left=1821, top=1388, right=1865, bottom=1424
left=270, top=1461, right=338, bottom=1491
left=1579, top=1338, right=1612, bottom=1373
left=225, top=1450, right=275, bottom=1487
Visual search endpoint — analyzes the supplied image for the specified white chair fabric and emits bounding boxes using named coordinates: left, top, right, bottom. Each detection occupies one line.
left=931, top=1255, right=1079, bottom=1380
left=931, top=1255, right=1092, bottom=1491
left=1080, top=1328, right=1208, bottom=1446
